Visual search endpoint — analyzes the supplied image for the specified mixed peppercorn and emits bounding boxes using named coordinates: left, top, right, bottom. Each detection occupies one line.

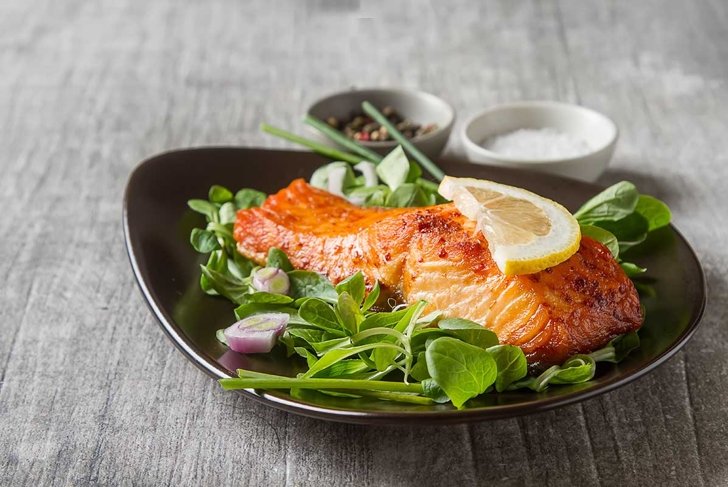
left=326, top=106, right=437, bottom=142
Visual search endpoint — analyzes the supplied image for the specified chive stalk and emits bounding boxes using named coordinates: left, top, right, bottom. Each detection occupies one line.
left=261, top=123, right=362, bottom=164
left=219, top=376, right=425, bottom=393
left=304, top=115, right=383, bottom=163
left=361, top=101, right=446, bottom=181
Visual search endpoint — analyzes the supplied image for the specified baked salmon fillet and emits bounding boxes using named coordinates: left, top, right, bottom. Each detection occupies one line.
left=234, top=179, right=642, bottom=367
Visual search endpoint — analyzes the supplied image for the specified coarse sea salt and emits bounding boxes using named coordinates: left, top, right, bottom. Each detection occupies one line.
left=482, top=128, right=592, bottom=160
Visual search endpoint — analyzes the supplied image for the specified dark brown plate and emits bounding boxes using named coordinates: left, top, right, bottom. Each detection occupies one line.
left=123, top=147, right=706, bottom=424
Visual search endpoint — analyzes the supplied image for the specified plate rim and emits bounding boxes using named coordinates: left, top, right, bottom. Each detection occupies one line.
left=123, top=146, right=707, bottom=425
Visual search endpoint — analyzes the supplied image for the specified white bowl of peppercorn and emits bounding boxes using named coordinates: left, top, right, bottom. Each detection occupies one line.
left=306, top=88, right=455, bottom=160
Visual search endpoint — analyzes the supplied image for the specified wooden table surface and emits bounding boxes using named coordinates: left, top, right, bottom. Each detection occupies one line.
left=1, top=1, right=726, bottom=485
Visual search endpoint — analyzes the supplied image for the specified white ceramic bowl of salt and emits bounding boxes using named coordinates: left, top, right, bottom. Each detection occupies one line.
left=460, top=101, right=618, bottom=182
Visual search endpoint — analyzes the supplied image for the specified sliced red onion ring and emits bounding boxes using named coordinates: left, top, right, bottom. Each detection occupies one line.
left=252, top=267, right=290, bottom=294
left=223, top=313, right=290, bottom=354
left=354, top=161, right=378, bottom=188
left=327, top=165, right=348, bottom=196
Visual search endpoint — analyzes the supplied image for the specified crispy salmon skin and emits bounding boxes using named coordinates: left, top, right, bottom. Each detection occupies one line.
left=234, top=179, right=642, bottom=367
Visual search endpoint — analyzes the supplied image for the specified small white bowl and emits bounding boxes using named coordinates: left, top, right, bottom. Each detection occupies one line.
left=460, top=101, right=618, bottom=182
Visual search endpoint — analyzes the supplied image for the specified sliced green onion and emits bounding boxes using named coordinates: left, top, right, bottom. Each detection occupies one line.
left=361, top=101, right=445, bottom=182
left=261, top=123, right=362, bottom=164
left=304, top=115, right=383, bottom=163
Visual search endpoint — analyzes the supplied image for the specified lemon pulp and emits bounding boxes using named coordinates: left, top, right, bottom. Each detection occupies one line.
left=438, top=176, right=581, bottom=275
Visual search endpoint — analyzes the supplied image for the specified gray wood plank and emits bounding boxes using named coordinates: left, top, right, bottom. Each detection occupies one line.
left=0, top=0, right=726, bottom=485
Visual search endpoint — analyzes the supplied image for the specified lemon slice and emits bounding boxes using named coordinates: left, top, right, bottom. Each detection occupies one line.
left=438, top=176, right=581, bottom=275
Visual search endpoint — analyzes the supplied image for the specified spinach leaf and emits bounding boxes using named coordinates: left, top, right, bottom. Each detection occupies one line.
left=385, top=184, right=428, bottom=208
left=438, top=318, right=499, bottom=349
left=579, top=225, right=619, bottom=259
left=303, top=343, right=403, bottom=378
left=359, top=309, right=409, bottom=331
left=347, top=185, right=391, bottom=207
left=596, top=213, right=649, bottom=254
left=298, top=298, right=345, bottom=335
left=188, top=199, right=219, bottom=221
left=209, top=185, right=233, bottom=204
left=487, top=345, right=528, bottom=392
left=406, top=157, right=422, bottom=183
left=306, top=359, right=370, bottom=378
left=376, top=145, right=410, bottom=190
left=200, top=250, right=227, bottom=294
left=266, top=247, right=294, bottom=272
left=199, top=265, right=249, bottom=303
left=410, top=328, right=447, bottom=353
left=288, top=270, right=338, bottom=303
left=309, top=336, right=352, bottom=355
left=335, top=272, right=366, bottom=306
left=573, top=181, right=639, bottom=224
left=335, top=292, right=363, bottom=335
left=190, top=228, right=220, bottom=253
left=409, top=352, right=431, bottom=381
left=421, top=378, right=450, bottom=403
left=218, top=202, right=237, bottom=224
left=286, top=327, right=329, bottom=346
left=425, top=337, right=497, bottom=408
left=294, top=346, right=319, bottom=367
left=612, top=332, right=641, bottom=362
left=361, top=281, right=380, bottom=312
left=620, top=262, right=646, bottom=277
left=230, top=252, right=254, bottom=279
left=371, top=302, right=424, bottom=372
left=235, top=188, right=266, bottom=209
left=635, top=194, right=671, bottom=231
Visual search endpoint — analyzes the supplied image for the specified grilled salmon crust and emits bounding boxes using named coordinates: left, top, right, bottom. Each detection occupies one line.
left=234, top=179, right=643, bottom=368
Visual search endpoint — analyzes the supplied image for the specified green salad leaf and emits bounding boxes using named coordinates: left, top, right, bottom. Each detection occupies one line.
left=575, top=181, right=670, bottom=275
left=235, top=188, right=266, bottom=209
left=487, top=345, right=528, bottom=392
left=573, top=181, right=639, bottom=224
left=437, top=318, right=499, bottom=350
left=635, top=195, right=672, bottom=231
left=266, top=248, right=294, bottom=272
left=208, top=185, right=233, bottom=204
left=288, top=270, right=338, bottom=303
left=425, top=337, right=497, bottom=408
left=190, top=228, right=220, bottom=253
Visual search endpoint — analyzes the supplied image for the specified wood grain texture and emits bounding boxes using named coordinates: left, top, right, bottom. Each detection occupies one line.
left=0, top=0, right=726, bottom=485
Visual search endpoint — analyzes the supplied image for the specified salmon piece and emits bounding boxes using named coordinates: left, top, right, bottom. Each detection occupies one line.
left=234, top=179, right=643, bottom=367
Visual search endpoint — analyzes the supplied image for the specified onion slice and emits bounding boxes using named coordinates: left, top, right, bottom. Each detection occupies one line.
left=354, top=161, right=378, bottom=188
left=223, top=313, right=290, bottom=354
left=327, top=166, right=348, bottom=196
left=252, top=267, right=290, bottom=294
